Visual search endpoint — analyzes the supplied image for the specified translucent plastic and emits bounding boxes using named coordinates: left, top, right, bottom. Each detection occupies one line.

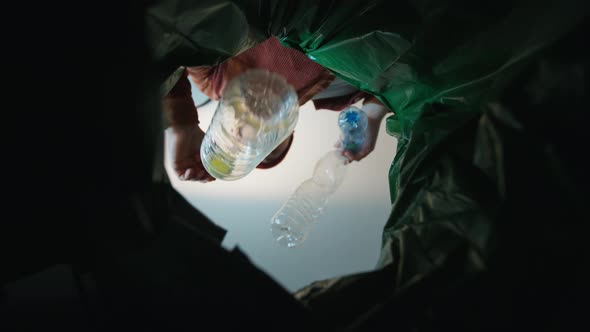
left=270, top=151, right=348, bottom=247
left=201, top=69, right=299, bottom=180
left=270, top=107, right=368, bottom=247
left=338, top=106, right=368, bottom=151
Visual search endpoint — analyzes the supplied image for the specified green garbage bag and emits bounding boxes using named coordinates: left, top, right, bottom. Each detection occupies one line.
left=147, top=0, right=590, bottom=329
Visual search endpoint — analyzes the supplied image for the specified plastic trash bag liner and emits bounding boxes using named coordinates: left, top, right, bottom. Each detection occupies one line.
left=147, top=0, right=590, bottom=328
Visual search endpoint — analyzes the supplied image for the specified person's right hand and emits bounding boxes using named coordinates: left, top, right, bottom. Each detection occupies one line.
left=336, top=115, right=381, bottom=162
left=168, top=125, right=215, bottom=182
left=335, top=102, right=388, bottom=163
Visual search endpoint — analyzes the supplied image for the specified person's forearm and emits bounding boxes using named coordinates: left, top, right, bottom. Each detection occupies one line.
left=362, top=100, right=388, bottom=120
left=164, top=69, right=199, bottom=128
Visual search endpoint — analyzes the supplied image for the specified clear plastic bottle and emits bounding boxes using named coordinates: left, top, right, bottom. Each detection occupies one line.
left=200, top=69, right=299, bottom=180
left=270, top=106, right=368, bottom=247
left=338, top=106, right=368, bottom=152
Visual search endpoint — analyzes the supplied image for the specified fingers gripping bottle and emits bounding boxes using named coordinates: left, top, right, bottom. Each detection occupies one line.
left=270, top=106, right=367, bottom=247
left=200, top=69, right=299, bottom=180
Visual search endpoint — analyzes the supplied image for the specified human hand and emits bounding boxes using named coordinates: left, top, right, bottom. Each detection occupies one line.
left=336, top=103, right=387, bottom=162
left=168, top=125, right=215, bottom=182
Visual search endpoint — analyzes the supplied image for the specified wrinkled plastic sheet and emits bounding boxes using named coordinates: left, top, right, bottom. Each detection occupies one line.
left=147, top=0, right=590, bottom=328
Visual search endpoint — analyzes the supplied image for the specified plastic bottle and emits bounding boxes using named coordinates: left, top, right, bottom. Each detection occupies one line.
left=201, top=69, right=299, bottom=180
left=338, top=105, right=368, bottom=152
left=270, top=106, right=368, bottom=247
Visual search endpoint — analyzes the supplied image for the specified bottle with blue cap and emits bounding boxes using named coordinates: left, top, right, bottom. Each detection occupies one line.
left=270, top=106, right=367, bottom=247
left=338, top=106, right=368, bottom=153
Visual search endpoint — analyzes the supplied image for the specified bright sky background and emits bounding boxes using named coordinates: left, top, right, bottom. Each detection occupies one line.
left=164, top=83, right=397, bottom=292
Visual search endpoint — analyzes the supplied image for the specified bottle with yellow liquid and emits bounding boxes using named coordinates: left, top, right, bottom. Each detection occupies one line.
left=200, top=69, right=299, bottom=180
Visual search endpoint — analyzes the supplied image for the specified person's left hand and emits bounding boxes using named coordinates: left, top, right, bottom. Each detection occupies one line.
left=168, top=125, right=216, bottom=182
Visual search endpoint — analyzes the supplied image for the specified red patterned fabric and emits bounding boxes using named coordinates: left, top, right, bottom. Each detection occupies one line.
left=186, top=37, right=334, bottom=105
left=165, top=36, right=380, bottom=169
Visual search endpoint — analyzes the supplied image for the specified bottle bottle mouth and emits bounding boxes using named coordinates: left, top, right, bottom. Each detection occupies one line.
left=339, top=106, right=367, bottom=130
left=344, top=110, right=360, bottom=126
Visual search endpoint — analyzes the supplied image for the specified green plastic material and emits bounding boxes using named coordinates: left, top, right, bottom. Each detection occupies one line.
left=147, top=0, right=590, bottom=327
